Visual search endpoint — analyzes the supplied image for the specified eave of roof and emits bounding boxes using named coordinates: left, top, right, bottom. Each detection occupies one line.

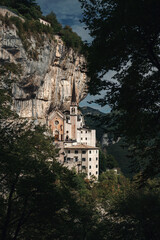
left=64, top=144, right=99, bottom=149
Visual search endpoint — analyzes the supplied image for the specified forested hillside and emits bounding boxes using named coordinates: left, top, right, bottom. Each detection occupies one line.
left=0, top=0, right=85, bottom=54
left=80, top=107, right=132, bottom=177
left=1, top=0, right=160, bottom=239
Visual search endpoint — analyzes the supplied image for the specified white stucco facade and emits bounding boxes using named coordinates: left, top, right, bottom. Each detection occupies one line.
left=63, top=146, right=99, bottom=179
left=48, top=81, right=99, bottom=179
left=39, top=18, right=51, bottom=27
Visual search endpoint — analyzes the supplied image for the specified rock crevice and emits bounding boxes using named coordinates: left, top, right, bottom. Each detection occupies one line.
left=0, top=23, right=89, bottom=120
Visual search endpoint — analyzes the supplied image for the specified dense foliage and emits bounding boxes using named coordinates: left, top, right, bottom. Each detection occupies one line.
left=0, top=124, right=98, bottom=239
left=61, top=25, right=85, bottom=54
left=80, top=0, right=160, bottom=180
left=90, top=174, right=160, bottom=240
left=0, top=14, right=53, bottom=60
left=80, top=107, right=131, bottom=176
left=1, top=0, right=42, bottom=19
left=44, top=12, right=85, bottom=53
left=0, top=1, right=85, bottom=54
left=106, top=139, right=132, bottom=178
left=1, top=1, right=160, bottom=238
left=99, top=148, right=118, bottom=173
left=0, top=72, right=97, bottom=240
left=44, top=11, right=62, bottom=34
left=1, top=81, right=160, bottom=239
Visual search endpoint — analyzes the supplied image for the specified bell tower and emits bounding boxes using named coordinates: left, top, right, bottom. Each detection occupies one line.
left=70, top=80, right=77, bottom=140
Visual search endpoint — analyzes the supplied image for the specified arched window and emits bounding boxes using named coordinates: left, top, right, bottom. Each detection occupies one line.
left=66, top=135, right=69, bottom=141
left=55, top=130, right=59, bottom=141
left=71, top=108, right=75, bottom=113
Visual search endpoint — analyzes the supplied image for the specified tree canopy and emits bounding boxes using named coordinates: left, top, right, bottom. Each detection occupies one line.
left=0, top=74, right=97, bottom=240
left=1, top=72, right=160, bottom=238
left=44, top=11, right=62, bottom=34
left=0, top=1, right=85, bottom=54
left=80, top=0, right=160, bottom=180
left=1, top=1, right=160, bottom=238
left=1, top=0, right=42, bottom=19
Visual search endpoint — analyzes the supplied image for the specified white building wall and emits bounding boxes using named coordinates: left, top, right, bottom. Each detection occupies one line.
left=50, top=108, right=99, bottom=179
left=87, top=149, right=99, bottom=178
left=78, top=129, right=96, bottom=147
left=64, top=122, right=71, bottom=140
left=77, top=115, right=84, bottom=128
left=90, top=130, right=96, bottom=147
left=39, top=18, right=51, bottom=27
left=63, top=148, right=99, bottom=179
left=77, top=129, right=81, bottom=143
left=64, top=149, right=88, bottom=174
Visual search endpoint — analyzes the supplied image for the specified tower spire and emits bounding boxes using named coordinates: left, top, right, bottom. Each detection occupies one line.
left=71, top=79, right=77, bottom=105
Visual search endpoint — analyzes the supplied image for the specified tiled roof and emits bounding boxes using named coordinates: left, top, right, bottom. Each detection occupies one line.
left=48, top=110, right=64, bottom=120
left=64, top=144, right=98, bottom=149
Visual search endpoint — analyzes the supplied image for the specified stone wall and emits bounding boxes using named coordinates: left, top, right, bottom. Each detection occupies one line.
left=0, top=6, right=25, bottom=22
left=0, top=22, right=89, bottom=121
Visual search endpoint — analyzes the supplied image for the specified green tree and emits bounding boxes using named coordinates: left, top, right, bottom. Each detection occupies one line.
left=45, top=11, right=62, bottom=34
left=90, top=172, right=160, bottom=240
left=80, top=0, right=160, bottom=180
left=1, top=0, right=42, bottom=19
left=61, top=25, right=84, bottom=53
left=0, top=121, right=98, bottom=239
left=0, top=76, right=98, bottom=240
left=99, top=149, right=118, bottom=173
left=110, top=178, right=160, bottom=240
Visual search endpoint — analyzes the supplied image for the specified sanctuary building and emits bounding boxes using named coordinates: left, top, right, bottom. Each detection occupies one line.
left=48, top=81, right=99, bottom=179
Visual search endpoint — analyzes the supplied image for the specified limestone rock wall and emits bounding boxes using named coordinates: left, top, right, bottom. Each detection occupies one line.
left=0, top=21, right=89, bottom=120
left=0, top=6, right=25, bottom=22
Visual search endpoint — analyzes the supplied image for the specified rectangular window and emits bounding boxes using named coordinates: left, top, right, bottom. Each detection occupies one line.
left=81, top=131, right=83, bottom=133
left=67, top=158, right=70, bottom=161
left=75, top=150, right=78, bottom=154
left=85, top=137, right=87, bottom=140
left=81, top=138, right=83, bottom=140
left=68, top=150, right=70, bottom=154
left=96, top=157, right=98, bottom=160
left=82, top=166, right=86, bottom=169
left=96, top=171, right=98, bottom=175
left=89, top=158, right=91, bottom=161
left=89, top=172, right=91, bottom=176
left=86, top=131, right=87, bottom=133
left=89, top=150, right=91, bottom=154
left=89, top=165, right=91, bottom=169
left=74, top=157, right=78, bottom=162
left=82, top=158, right=86, bottom=161
left=82, top=150, right=86, bottom=154
left=96, top=165, right=98, bottom=168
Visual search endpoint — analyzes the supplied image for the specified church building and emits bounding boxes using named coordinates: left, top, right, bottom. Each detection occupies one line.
left=48, top=80, right=99, bottom=179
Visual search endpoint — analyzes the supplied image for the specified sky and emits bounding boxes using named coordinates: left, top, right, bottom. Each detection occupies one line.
left=36, top=0, right=110, bottom=113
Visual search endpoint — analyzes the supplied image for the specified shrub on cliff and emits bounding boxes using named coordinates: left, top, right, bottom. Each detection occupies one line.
left=61, top=25, right=84, bottom=53
left=1, top=0, right=42, bottom=19
left=45, top=11, right=62, bottom=34
left=44, top=13, right=86, bottom=54
left=1, top=2, right=86, bottom=55
left=0, top=76, right=97, bottom=240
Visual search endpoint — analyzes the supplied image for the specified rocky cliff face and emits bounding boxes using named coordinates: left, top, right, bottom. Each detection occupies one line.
left=0, top=21, right=89, bottom=121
